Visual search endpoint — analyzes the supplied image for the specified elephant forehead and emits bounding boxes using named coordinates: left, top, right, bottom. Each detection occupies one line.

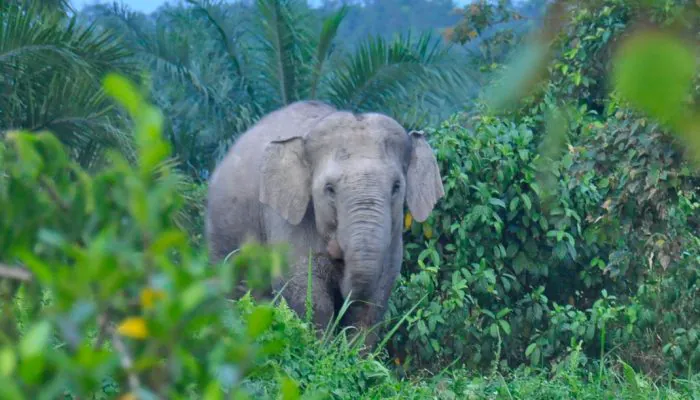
left=324, top=157, right=398, bottom=186
left=305, top=113, right=411, bottom=162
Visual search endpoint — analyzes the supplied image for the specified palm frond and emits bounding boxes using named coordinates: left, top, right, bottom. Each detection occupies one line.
left=10, top=0, right=73, bottom=13
left=25, top=74, right=134, bottom=158
left=310, top=5, right=348, bottom=99
left=87, top=1, right=264, bottom=178
left=94, top=3, right=236, bottom=122
left=0, top=1, right=137, bottom=166
left=324, top=30, right=470, bottom=118
left=254, top=0, right=315, bottom=106
left=185, top=0, right=261, bottom=113
left=0, top=4, right=85, bottom=74
left=185, top=0, right=243, bottom=78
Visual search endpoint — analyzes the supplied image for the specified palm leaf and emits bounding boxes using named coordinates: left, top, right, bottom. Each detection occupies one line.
left=310, top=5, right=348, bottom=99
left=93, top=4, right=236, bottom=123
left=0, top=1, right=137, bottom=166
left=185, top=0, right=261, bottom=113
left=10, top=0, right=73, bottom=13
left=88, top=1, right=263, bottom=177
left=325, top=30, right=470, bottom=120
left=254, top=0, right=315, bottom=106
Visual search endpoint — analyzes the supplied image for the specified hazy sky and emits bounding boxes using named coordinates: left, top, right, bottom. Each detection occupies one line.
left=72, top=0, right=171, bottom=13
left=71, top=0, right=472, bottom=14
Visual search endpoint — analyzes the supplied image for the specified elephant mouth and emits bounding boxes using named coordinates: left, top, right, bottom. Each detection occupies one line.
left=331, top=258, right=345, bottom=269
left=326, top=238, right=345, bottom=265
left=329, top=252, right=345, bottom=268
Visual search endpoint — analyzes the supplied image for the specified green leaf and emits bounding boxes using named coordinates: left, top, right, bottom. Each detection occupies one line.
left=0, top=348, right=16, bottom=377
left=489, top=198, right=506, bottom=208
left=612, top=30, right=696, bottom=128
left=103, top=73, right=143, bottom=117
left=509, top=197, right=520, bottom=212
left=489, top=323, right=499, bottom=338
left=310, top=5, right=348, bottom=98
left=0, top=377, right=23, bottom=400
left=181, top=282, right=208, bottom=313
left=280, top=376, right=301, bottom=400
left=326, top=30, right=462, bottom=113
left=19, top=321, right=52, bottom=358
left=247, top=306, right=274, bottom=339
left=498, top=320, right=511, bottom=336
left=255, top=0, right=314, bottom=105
left=525, top=343, right=537, bottom=357
left=521, top=194, right=532, bottom=210
left=483, top=39, right=550, bottom=111
left=203, top=381, right=223, bottom=400
left=496, top=307, right=512, bottom=319
left=621, top=360, right=641, bottom=395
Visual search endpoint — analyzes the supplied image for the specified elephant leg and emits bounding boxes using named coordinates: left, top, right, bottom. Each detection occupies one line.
left=276, top=271, right=336, bottom=333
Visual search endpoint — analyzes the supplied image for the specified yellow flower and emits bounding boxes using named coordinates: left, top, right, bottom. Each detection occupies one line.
left=140, top=287, right=165, bottom=310
left=119, top=394, right=137, bottom=400
left=404, top=212, right=413, bottom=230
left=468, top=30, right=478, bottom=39
left=117, top=317, right=149, bottom=339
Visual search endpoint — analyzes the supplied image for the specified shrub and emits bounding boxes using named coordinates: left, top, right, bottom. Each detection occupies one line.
left=389, top=94, right=698, bottom=375
left=0, top=74, right=302, bottom=398
left=387, top=0, right=700, bottom=375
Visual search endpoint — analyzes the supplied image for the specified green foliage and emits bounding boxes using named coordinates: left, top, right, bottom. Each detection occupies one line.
left=0, top=0, right=138, bottom=169
left=444, top=0, right=526, bottom=74
left=388, top=0, right=700, bottom=379
left=2, top=0, right=700, bottom=397
left=0, top=75, right=294, bottom=398
left=83, top=0, right=472, bottom=180
left=5, top=72, right=691, bottom=399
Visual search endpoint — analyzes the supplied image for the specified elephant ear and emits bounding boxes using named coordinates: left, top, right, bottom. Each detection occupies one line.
left=406, top=130, right=445, bottom=222
left=259, top=136, right=311, bottom=225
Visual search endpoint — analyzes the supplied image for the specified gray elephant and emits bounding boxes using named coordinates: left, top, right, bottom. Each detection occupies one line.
left=205, top=100, right=444, bottom=349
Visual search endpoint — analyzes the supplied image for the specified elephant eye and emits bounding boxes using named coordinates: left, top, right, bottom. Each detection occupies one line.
left=324, top=183, right=336, bottom=197
left=392, top=180, right=401, bottom=195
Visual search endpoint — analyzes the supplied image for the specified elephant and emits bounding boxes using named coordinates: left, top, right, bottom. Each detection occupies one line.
left=205, top=100, right=444, bottom=350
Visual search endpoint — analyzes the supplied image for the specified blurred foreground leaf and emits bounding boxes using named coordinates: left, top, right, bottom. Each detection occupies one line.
left=0, top=73, right=295, bottom=398
left=612, top=29, right=696, bottom=128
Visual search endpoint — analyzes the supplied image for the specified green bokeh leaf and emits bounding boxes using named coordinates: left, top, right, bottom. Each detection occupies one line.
left=612, top=30, right=696, bottom=128
left=280, top=376, right=301, bottom=400
left=19, top=321, right=52, bottom=358
left=0, top=348, right=16, bottom=377
left=247, top=305, right=274, bottom=340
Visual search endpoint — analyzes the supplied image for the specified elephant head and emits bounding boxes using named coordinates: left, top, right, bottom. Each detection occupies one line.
left=258, top=111, right=444, bottom=303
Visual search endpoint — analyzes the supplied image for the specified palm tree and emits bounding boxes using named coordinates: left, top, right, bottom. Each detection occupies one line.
left=85, top=0, right=473, bottom=180
left=0, top=0, right=139, bottom=169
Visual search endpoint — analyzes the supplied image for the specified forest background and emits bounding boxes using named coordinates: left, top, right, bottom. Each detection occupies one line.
left=1, top=0, right=699, bottom=398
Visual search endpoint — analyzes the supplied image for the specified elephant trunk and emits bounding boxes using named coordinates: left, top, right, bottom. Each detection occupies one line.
left=338, top=194, right=391, bottom=302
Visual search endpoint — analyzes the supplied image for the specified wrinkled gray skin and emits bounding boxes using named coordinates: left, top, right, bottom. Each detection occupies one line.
left=206, top=100, right=444, bottom=350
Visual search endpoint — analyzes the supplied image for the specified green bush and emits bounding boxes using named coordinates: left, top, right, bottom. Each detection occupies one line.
left=0, top=74, right=305, bottom=399
left=389, top=109, right=602, bottom=370
left=387, top=0, right=700, bottom=377
left=390, top=94, right=698, bottom=376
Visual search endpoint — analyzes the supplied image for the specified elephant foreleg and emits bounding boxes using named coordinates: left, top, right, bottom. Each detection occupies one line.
left=276, top=271, right=337, bottom=333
